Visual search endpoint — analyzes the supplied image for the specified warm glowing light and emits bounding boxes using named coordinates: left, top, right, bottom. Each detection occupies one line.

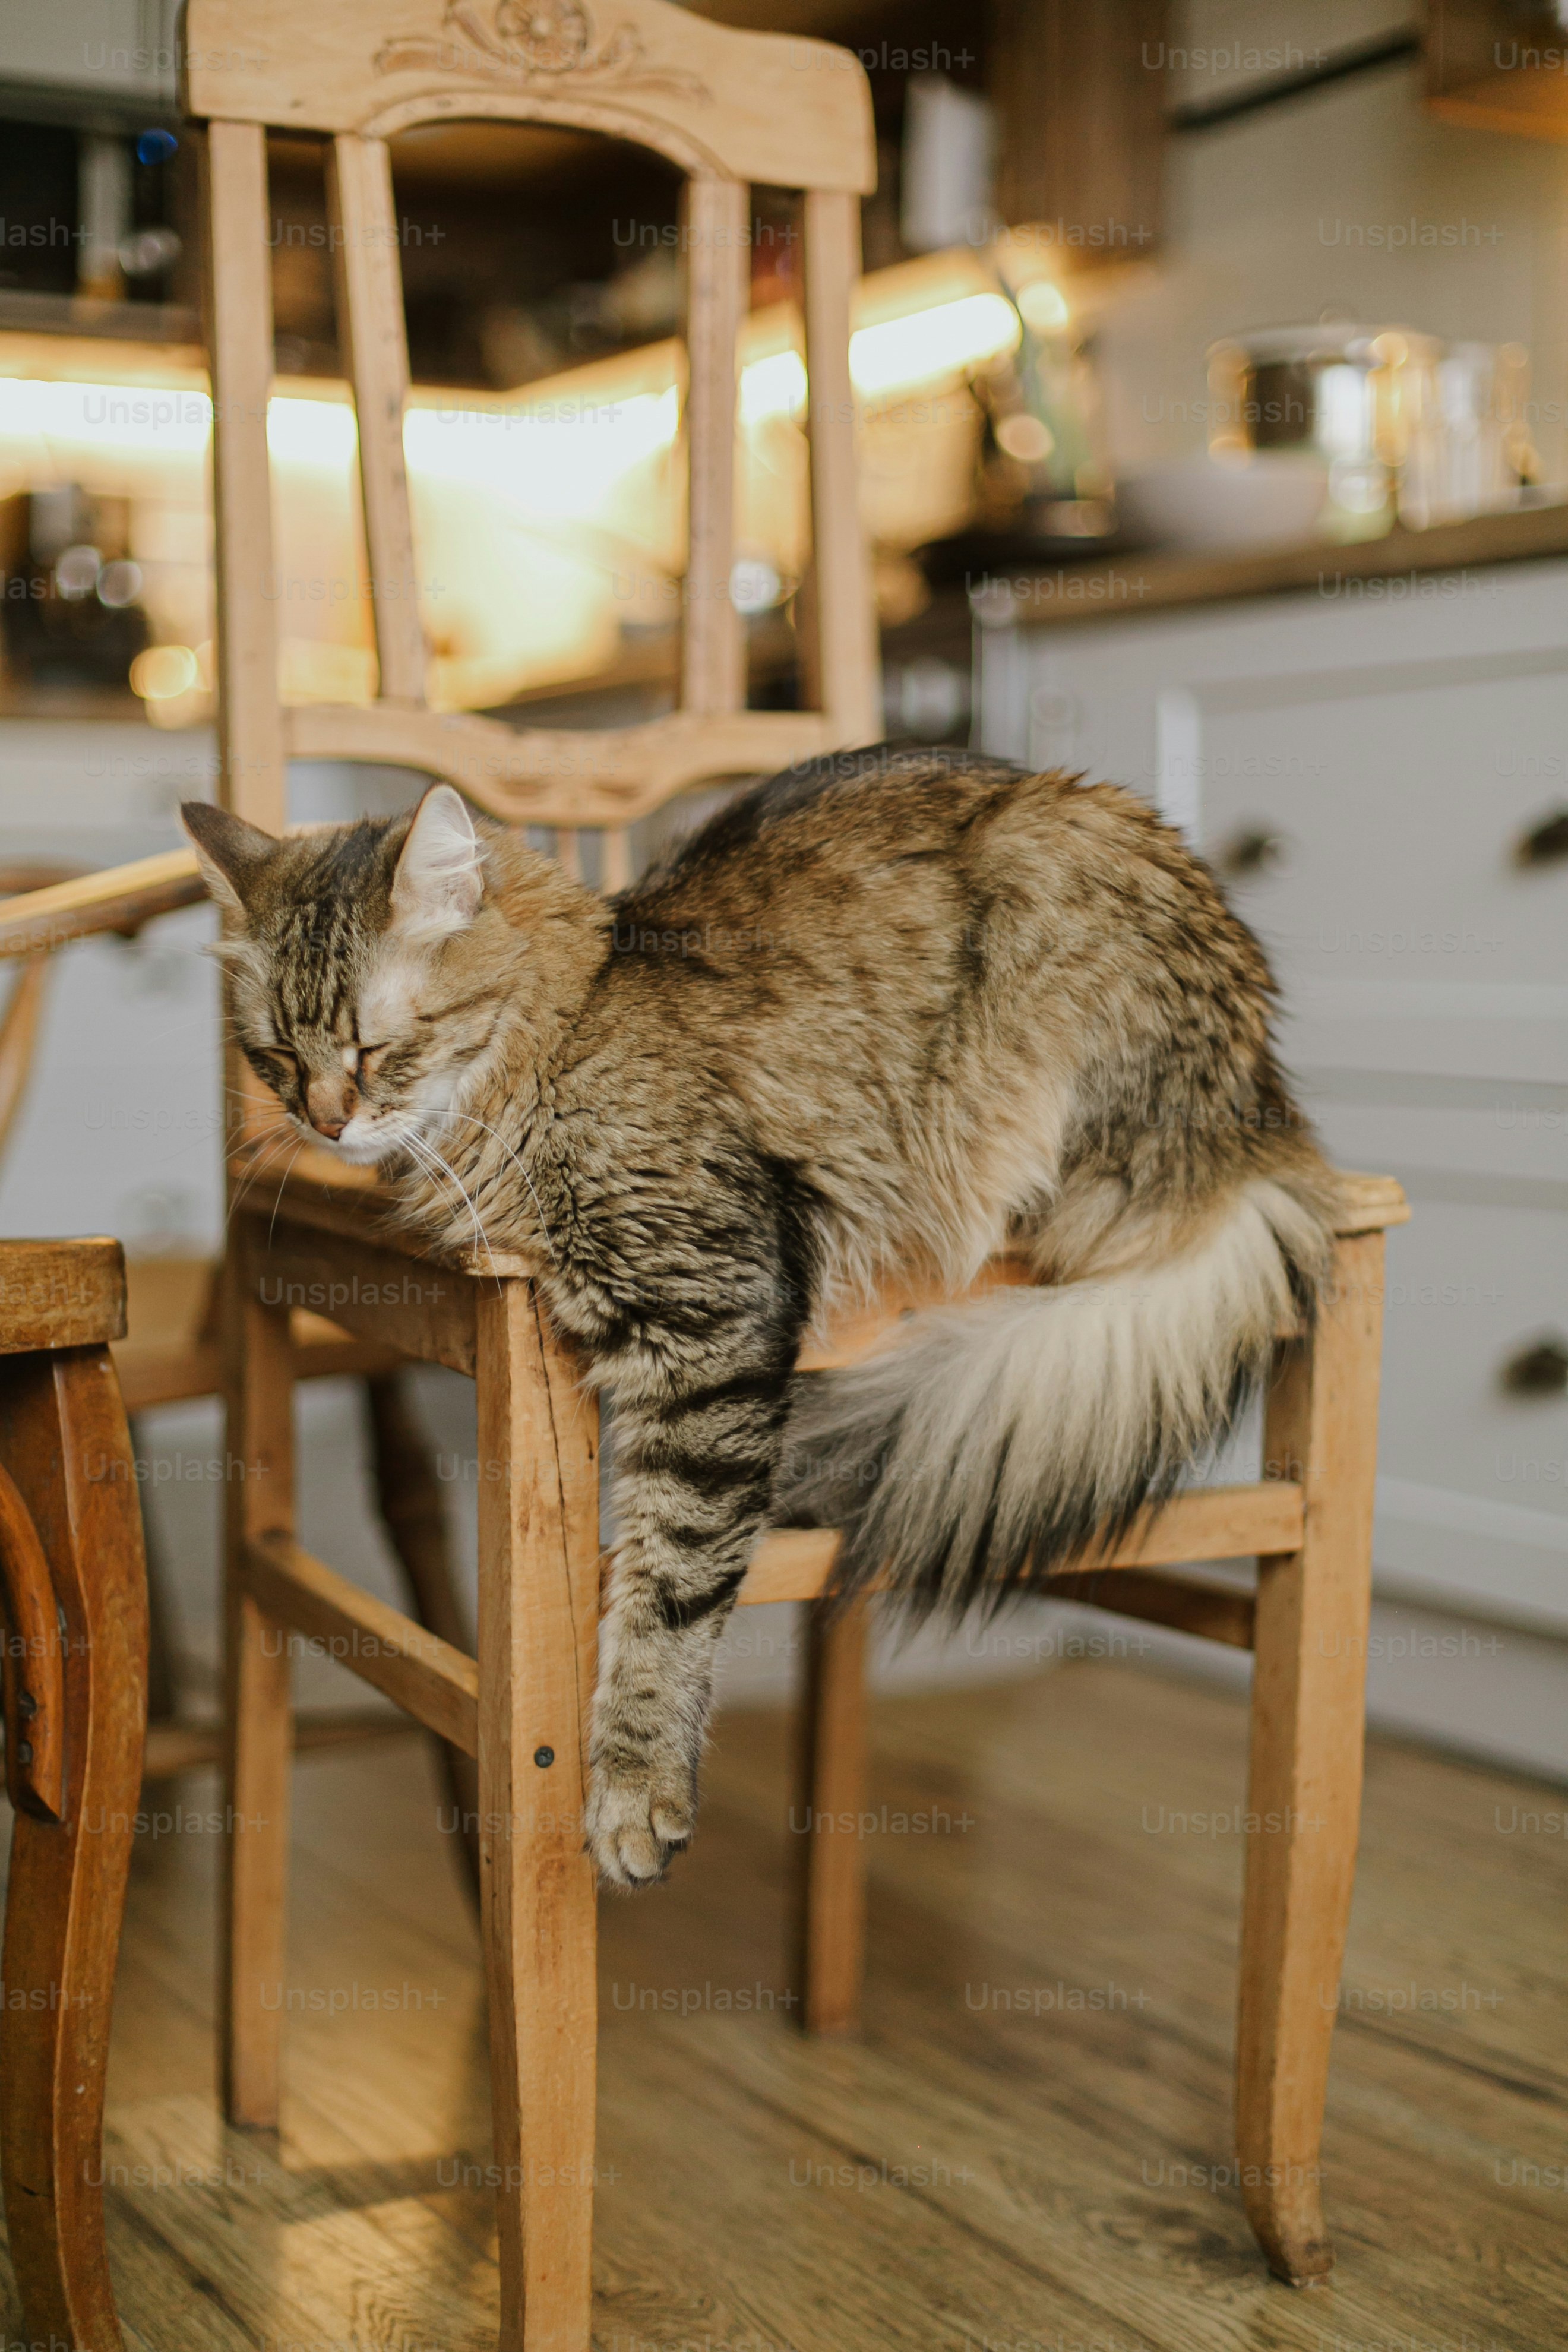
left=1016, top=279, right=1070, bottom=334
left=849, top=292, right=1020, bottom=397
left=995, top=413, right=1054, bottom=463
left=129, top=644, right=199, bottom=700
left=54, top=544, right=103, bottom=599
left=0, top=375, right=211, bottom=456
left=730, top=555, right=782, bottom=614
left=0, top=252, right=1028, bottom=713
left=736, top=291, right=1023, bottom=425
left=402, top=387, right=679, bottom=519
left=266, top=395, right=358, bottom=468
left=0, top=288, right=1022, bottom=502
left=739, top=348, right=807, bottom=425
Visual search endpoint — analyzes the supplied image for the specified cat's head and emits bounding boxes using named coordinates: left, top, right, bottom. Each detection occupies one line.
left=181, top=784, right=504, bottom=1165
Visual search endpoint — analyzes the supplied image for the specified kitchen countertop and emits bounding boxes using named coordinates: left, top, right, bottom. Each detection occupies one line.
left=971, top=497, right=1568, bottom=629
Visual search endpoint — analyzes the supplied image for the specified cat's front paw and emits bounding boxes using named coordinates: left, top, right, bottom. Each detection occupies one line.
left=584, top=1757, right=696, bottom=1888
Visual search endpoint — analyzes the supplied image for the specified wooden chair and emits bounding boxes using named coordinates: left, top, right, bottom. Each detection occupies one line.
left=0, top=1238, right=147, bottom=2352
left=0, top=867, right=484, bottom=1876
left=0, top=2, right=1409, bottom=2339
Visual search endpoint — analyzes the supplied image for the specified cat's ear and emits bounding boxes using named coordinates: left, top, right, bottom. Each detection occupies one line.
left=389, top=785, right=482, bottom=940
left=180, top=801, right=279, bottom=918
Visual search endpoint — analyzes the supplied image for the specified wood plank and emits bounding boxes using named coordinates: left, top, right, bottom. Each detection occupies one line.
left=0, top=849, right=204, bottom=962
left=325, top=132, right=426, bottom=706
left=0, top=1238, right=125, bottom=1354
left=731, top=1482, right=1303, bottom=1608
left=236, top=1155, right=536, bottom=1278
left=241, top=1532, right=479, bottom=1756
left=219, top=1243, right=294, bottom=2130
left=283, top=701, right=835, bottom=826
left=0, top=957, right=49, bottom=1152
left=142, top=1707, right=419, bottom=1779
left=1333, top=1171, right=1411, bottom=1234
left=101, top=2092, right=502, bottom=2352
left=802, top=188, right=881, bottom=745
left=735, top=1526, right=842, bottom=1606
left=0, top=1458, right=67, bottom=1820
left=236, top=1214, right=479, bottom=1374
left=1237, top=1229, right=1387, bottom=2284
left=795, top=1191, right=1396, bottom=1376
left=203, top=120, right=284, bottom=832
left=113, top=1327, right=406, bottom=1415
left=181, top=0, right=877, bottom=195
left=796, top=1257, right=1038, bottom=1372
left=793, top=1598, right=870, bottom=2034
left=115, top=1257, right=408, bottom=1406
left=363, top=1370, right=482, bottom=1899
left=474, top=1279, right=600, bottom=2348
left=681, top=175, right=747, bottom=717
left=0, top=1345, right=147, bottom=2352
left=67, top=1658, right=1568, bottom=2352
left=1044, top=1566, right=1256, bottom=1648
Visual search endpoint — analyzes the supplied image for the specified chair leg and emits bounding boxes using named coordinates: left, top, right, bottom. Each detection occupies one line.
left=130, top=1414, right=183, bottom=1729
left=1237, top=1229, right=1386, bottom=2285
left=220, top=1244, right=296, bottom=2129
left=475, top=1280, right=599, bottom=2352
left=792, top=1596, right=870, bottom=2035
left=0, top=1346, right=148, bottom=2352
left=363, top=1370, right=482, bottom=1903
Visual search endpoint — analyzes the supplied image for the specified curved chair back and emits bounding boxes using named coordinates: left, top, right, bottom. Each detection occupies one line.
left=181, top=0, right=881, bottom=864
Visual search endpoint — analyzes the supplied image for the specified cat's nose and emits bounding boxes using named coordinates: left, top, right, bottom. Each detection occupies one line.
left=305, top=1074, right=353, bottom=1139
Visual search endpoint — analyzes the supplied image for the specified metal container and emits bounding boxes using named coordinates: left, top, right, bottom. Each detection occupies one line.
left=1205, top=322, right=1481, bottom=538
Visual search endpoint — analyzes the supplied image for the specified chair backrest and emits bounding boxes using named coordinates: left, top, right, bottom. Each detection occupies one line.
left=181, top=0, right=882, bottom=869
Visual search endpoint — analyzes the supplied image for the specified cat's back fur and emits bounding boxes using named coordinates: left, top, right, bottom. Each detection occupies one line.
left=524, top=746, right=1332, bottom=1316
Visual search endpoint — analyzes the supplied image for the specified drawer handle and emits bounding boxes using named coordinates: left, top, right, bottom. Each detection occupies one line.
left=1213, top=826, right=1291, bottom=880
left=1500, top=1336, right=1568, bottom=1397
left=1514, top=807, right=1568, bottom=868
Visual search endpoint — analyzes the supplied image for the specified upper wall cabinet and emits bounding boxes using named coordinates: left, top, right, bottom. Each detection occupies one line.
left=1427, top=0, right=1568, bottom=138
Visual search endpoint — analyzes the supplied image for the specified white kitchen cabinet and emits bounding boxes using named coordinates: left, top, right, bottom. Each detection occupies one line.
left=979, top=557, right=1568, bottom=1667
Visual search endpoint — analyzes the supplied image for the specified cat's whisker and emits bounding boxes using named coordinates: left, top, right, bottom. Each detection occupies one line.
left=226, top=1128, right=301, bottom=1213
left=265, top=1138, right=309, bottom=1252
left=399, top=1128, right=488, bottom=1262
left=407, top=1132, right=500, bottom=1278
left=432, top=1108, right=559, bottom=1267
left=222, top=1125, right=306, bottom=1241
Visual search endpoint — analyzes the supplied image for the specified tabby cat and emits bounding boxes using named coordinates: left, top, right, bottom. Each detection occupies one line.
left=183, top=748, right=1337, bottom=1888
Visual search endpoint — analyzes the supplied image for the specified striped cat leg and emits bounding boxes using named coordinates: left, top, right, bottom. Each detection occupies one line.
left=586, top=1365, right=792, bottom=1887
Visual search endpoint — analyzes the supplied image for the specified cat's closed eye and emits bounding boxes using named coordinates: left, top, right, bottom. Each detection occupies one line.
left=355, top=1045, right=388, bottom=1082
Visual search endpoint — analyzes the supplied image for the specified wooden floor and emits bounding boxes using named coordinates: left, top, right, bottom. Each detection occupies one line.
left=2, top=1656, right=1563, bottom=2352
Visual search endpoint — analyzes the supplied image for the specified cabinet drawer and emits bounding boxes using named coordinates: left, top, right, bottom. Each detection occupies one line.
left=1365, top=1199, right=1567, bottom=1632
left=1201, top=666, right=1567, bottom=980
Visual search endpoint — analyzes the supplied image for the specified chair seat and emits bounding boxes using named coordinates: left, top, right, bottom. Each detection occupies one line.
left=0, top=1238, right=125, bottom=1355
left=113, top=1246, right=410, bottom=1413
left=239, top=1152, right=1409, bottom=1380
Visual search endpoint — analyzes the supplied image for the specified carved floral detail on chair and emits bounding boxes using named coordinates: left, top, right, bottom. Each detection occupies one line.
left=375, top=0, right=710, bottom=101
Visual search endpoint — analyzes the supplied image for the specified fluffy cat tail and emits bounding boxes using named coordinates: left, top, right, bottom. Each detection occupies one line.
left=776, top=1178, right=1335, bottom=1618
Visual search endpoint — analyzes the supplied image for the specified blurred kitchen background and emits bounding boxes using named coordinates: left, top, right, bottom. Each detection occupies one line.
left=1, top=0, right=1564, bottom=1778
